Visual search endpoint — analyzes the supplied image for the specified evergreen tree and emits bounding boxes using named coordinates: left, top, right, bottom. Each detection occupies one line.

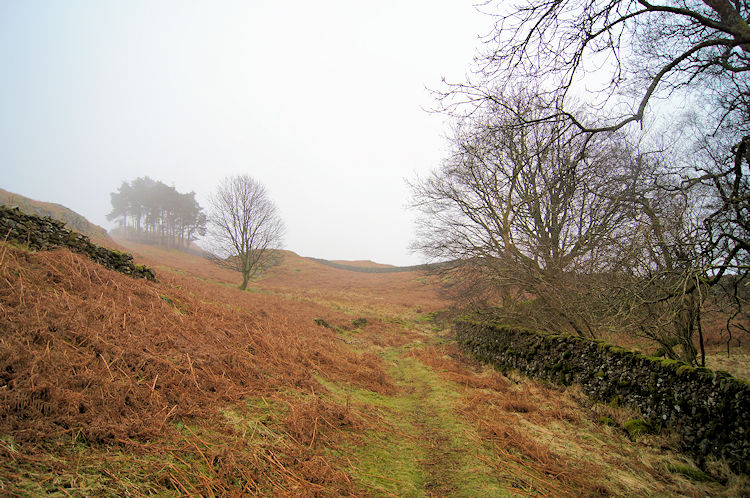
left=108, top=177, right=206, bottom=249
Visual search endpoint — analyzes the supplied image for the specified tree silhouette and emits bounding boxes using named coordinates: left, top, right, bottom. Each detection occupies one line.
left=108, top=177, right=206, bottom=249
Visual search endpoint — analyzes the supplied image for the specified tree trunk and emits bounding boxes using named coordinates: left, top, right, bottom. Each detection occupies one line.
left=239, top=271, right=250, bottom=291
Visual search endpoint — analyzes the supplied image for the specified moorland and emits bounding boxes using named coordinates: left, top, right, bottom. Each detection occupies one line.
left=1, top=209, right=748, bottom=495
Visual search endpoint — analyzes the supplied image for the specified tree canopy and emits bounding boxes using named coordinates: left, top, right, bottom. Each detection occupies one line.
left=107, top=177, right=206, bottom=250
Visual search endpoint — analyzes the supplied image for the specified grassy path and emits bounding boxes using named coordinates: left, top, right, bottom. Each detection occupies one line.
left=320, top=326, right=512, bottom=496
left=315, top=314, right=746, bottom=496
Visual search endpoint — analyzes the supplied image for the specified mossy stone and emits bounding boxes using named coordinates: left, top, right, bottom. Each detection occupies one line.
left=676, top=365, right=693, bottom=376
left=624, top=418, right=652, bottom=440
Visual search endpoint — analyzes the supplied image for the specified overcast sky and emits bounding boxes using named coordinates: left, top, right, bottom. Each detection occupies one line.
left=0, top=1, right=494, bottom=265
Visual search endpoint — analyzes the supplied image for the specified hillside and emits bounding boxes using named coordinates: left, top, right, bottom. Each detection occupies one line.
left=330, top=259, right=396, bottom=269
left=1, top=232, right=747, bottom=495
left=0, top=188, right=110, bottom=244
left=308, top=256, right=437, bottom=274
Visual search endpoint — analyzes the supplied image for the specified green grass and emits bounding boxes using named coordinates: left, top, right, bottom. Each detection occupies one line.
left=666, top=463, right=715, bottom=482
left=623, top=418, right=652, bottom=440
left=0, top=434, right=182, bottom=496
left=222, top=396, right=292, bottom=448
left=329, top=428, right=427, bottom=496
left=316, top=347, right=512, bottom=496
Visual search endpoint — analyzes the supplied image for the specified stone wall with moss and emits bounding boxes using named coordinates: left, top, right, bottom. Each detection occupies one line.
left=455, top=318, right=749, bottom=473
left=0, top=205, right=155, bottom=281
left=0, top=188, right=110, bottom=241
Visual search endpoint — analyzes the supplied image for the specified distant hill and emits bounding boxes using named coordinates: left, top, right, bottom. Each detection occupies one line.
left=330, top=259, right=396, bottom=269
left=307, top=256, right=439, bottom=274
left=0, top=188, right=110, bottom=242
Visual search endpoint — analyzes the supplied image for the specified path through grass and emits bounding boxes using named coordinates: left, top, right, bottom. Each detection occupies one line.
left=318, top=339, right=511, bottom=496
left=312, top=315, right=746, bottom=496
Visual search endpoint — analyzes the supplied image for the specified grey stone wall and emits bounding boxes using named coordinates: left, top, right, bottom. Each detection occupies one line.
left=0, top=205, right=155, bottom=281
left=456, top=318, right=749, bottom=473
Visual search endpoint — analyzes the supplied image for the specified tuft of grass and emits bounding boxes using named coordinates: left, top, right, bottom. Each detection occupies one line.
left=666, top=463, right=715, bottom=482
left=598, top=416, right=617, bottom=427
left=624, top=418, right=653, bottom=440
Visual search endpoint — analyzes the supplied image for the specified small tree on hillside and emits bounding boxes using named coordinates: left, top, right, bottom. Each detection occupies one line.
left=208, top=175, right=285, bottom=290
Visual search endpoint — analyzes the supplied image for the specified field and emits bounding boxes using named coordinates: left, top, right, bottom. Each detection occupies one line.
left=1, top=239, right=748, bottom=496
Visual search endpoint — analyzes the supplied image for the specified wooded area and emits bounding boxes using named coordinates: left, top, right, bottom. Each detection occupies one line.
left=107, top=177, right=206, bottom=250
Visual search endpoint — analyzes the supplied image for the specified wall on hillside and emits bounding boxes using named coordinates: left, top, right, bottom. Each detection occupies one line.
left=456, top=319, right=749, bottom=473
left=0, top=205, right=155, bottom=281
left=0, top=188, right=110, bottom=241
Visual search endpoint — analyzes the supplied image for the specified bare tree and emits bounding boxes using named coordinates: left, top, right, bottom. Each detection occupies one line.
left=444, top=0, right=749, bottom=136
left=428, top=0, right=749, bottom=359
left=690, top=132, right=750, bottom=351
left=412, top=91, right=637, bottom=337
left=436, top=0, right=749, bottom=278
left=602, top=153, right=712, bottom=364
left=414, top=87, right=718, bottom=362
left=208, top=175, right=285, bottom=290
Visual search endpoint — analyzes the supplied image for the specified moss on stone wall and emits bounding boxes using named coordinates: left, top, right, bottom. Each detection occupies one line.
left=455, top=318, right=749, bottom=474
left=0, top=205, right=155, bottom=281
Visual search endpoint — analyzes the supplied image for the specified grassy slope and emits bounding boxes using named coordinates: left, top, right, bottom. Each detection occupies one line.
left=329, top=259, right=396, bottom=269
left=1, top=240, right=747, bottom=496
left=0, top=188, right=110, bottom=244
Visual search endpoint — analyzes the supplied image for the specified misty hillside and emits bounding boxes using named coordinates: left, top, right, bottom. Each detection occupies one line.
left=0, top=188, right=110, bottom=243
left=1, top=207, right=745, bottom=495
left=2, top=0, right=749, bottom=493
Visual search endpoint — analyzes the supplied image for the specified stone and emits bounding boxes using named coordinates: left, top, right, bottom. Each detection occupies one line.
left=0, top=205, right=156, bottom=282
left=455, top=318, right=750, bottom=474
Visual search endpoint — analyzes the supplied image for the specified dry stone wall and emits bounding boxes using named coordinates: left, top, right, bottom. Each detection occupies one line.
left=0, top=205, right=156, bottom=281
left=456, top=318, right=749, bottom=473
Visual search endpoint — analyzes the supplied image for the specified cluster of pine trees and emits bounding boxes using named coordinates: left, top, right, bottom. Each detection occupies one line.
left=107, top=177, right=206, bottom=249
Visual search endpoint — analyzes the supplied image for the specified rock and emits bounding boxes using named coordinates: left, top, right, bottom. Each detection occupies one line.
left=455, top=317, right=750, bottom=474
left=0, top=205, right=156, bottom=282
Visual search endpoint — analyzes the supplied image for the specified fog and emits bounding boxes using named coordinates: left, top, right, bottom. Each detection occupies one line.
left=0, top=1, right=493, bottom=265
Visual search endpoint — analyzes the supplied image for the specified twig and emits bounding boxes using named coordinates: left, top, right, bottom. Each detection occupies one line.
left=100, top=354, right=115, bottom=381
left=0, top=228, right=11, bottom=267
left=159, top=405, right=178, bottom=430
left=185, top=353, right=201, bottom=390
left=309, top=416, right=318, bottom=449
left=182, top=428, right=215, bottom=477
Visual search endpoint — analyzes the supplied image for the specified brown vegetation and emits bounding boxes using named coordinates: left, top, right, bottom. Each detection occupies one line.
left=0, top=243, right=398, bottom=494
left=1, top=237, right=746, bottom=495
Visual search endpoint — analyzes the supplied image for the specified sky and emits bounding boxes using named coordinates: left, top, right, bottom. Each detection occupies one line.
left=0, top=1, right=495, bottom=266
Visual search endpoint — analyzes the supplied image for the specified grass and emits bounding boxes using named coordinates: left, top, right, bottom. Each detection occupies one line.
left=666, top=462, right=715, bottom=482
left=316, top=348, right=511, bottom=496
left=705, top=350, right=750, bottom=380
left=2, top=239, right=747, bottom=496
left=0, top=434, right=183, bottom=496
